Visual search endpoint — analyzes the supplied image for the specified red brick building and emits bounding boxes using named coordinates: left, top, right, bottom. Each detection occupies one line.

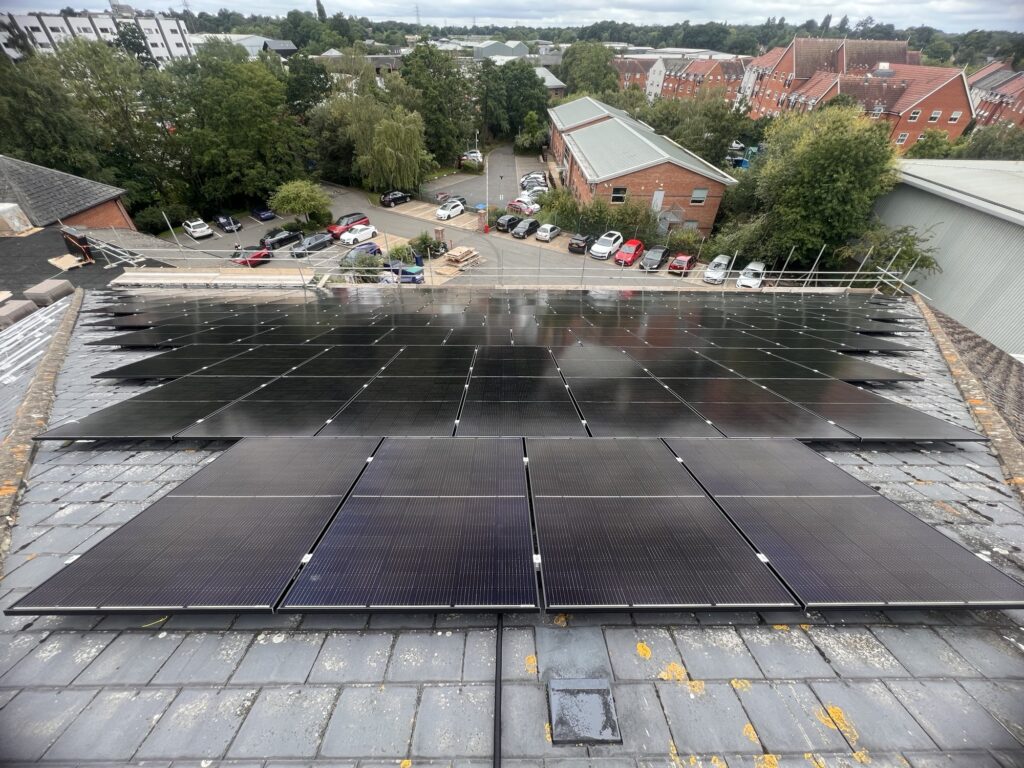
left=969, top=59, right=1024, bottom=128
left=659, top=58, right=746, bottom=102
left=611, top=58, right=654, bottom=92
left=548, top=97, right=736, bottom=236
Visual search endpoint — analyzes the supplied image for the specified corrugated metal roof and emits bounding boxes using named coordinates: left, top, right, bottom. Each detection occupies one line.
left=0, top=155, right=125, bottom=227
left=558, top=109, right=737, bottom=186
left=897, top=159, right=1024, bottom=227
left=548, top=97, right=633, bottom=131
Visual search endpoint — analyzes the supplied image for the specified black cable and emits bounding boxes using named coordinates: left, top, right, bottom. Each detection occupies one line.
left=494, top=612, right=503, bottom=768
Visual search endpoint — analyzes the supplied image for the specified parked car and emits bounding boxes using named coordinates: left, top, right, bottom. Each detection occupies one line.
left=614, top=239, right=645, bottom=266
left=536, top=224, right=561, bottom=242
left=182, top=219, right=213, bottom=239
left=290, top=232, right=334, bottom=258
left=589, top=231, right=624, bottom=260
left=384, top=260, right=425, bottom=283
left=568, top=233, right=595, bottom=254
left=327, top=212, right=370, bottom=238
left=510, top=198, right=541, bottom=214
left=250, top=205, right=276, bottom=221
left=736, top=261, right=766, bottom=289
left=379, top=190, right=412, bottom=207
left=435, top=199, right=465, bottom=220
left=260, top=227, right=302, bottom=250
left=703, top=254, right=732, bottom=284
left=520, top=172, right=546, bottom=188
left=215, top=214, right=242, bottom=232
left=511, top=218, right=541, bottom=239
left=523, top=179, right=549, bottom=192
left=638, top=246, right=671, bottom=271
left=461, top=149, right=484, bottom=164
left=495, top=214, right=521, bottom=232
left=524, top=186, right=549, bottom=201
left=231, top=246, right=272, bottom=267
left=349, top=241, right=383, bottom=257
left=667, top=252, right=696, bottom=275
left=338, top=224, right=379, bottom=245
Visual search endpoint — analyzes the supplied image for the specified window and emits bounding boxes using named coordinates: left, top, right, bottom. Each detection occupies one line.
left=949, top=111, right=963, bottom=123
left=175, top=42, right=183, bottom=48
left=690, top=188, right=709, bottom=206
left=908, top=110, right=921, bottom=123
left=870, top=104, right=883, bottom=118
left=150, top=42, right=158, bottom=48
left=928, top=110, right=941, bottom=122
left=896, top=132, right=909, bottom=145
left=28, top=25, right=41, bottom=32
left=917, top=133, right=926, bottom=141
left=99, top=26, right=110, bottom=32
left=50, top=26, right=62, bottom=32
left=610, top=187, right=627, bottom=204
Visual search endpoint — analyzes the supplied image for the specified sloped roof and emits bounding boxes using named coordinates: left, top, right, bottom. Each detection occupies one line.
left=684, top=59, right=719, bottom=76
left=0, top=155, right=125, bottom=227
left=553, top=103, right=736, bottom=186
left=664, top=60, right=693, bottom=77
left=995, top=73, right=1024, bottom=99
left=548, top=96, right=634, bottom=131
left=973, top=69, right=1018, bottom=93
left=836, top=74, right=908, bottom=112
left=263, top=39, right=296, bottom=52
left=792, top=71, right=839, bottom=102
left=792, top=38, right=841, bottom=79
left=719, top=59, right=746, bottom=79
left=883, top=63, right=966, bottom=113
left=898, top=159, right=1024, bottom=227
left=612, top=59, right=654, bottom=76
left=749, top=46, right=786, bottom=70
left=534, top=66, right=565, bottom=90
left=968, top=59, right=1012, bottom=86
left=843, top=39, right=912, bottom=71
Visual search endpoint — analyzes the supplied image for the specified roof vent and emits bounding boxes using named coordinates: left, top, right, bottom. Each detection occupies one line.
left=878, top=61, right=890, bottom=70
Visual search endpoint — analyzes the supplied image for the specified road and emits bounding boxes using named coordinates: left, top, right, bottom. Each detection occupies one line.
left=420, top=144, right=531, bottom=210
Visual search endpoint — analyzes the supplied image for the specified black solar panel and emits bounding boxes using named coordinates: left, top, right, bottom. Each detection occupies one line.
left=666, top=378, right=786, bottom=403
left=534, top=497, right=796, bottom=609
left=195, top=357, right=316, bottom=377
left=357, top=377, right=468, bottom=401
left=176, top=401, right=343, bottom=438
left=471, top=357, right=560, bottom=377
left=568, top=378, right=680, bottom=402
left=132, top=376, right=270, bottom=402
left=556, top=359, right=648, bottom=378
left=465, top=377, right=572, bottom=401
left=773, top=357, right=921, bottom=382
left=8, top=496, right=342, bottom=613
left=710, top=360, right=829, bottom=379
left=580, top=402, right=723, bottom=438
left=457, top=401, right=586, bottom=437
left=289, top=357, right=392, bottom=377
left=684, top=402, right=854, bottom=439
left=319, top=400, right=459, bottom=436
left=756, top=379, right=891, bottom=405
left=94, top=358, right=221, bottom=379
left=381, top=358, right=473, bottom=377
left=39, top=401, right=230, bottom=440
left=240, top=377, right=365, bottom=402
left=717, top=496, right=1024, bottom=607
left=641, top=359, right=738, bottom=378
left=800, top=403, right=985, bottom=441
left=281, top=497, right=538, bottom=610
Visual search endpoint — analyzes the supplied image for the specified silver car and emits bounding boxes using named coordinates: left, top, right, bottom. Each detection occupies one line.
left=535, top=224, right=561, bottom=242
left=589, top=230, right=623, bottom=260
left=736, top=261, right=766, bottom=289
left=702, top=254, right=732, bottom=284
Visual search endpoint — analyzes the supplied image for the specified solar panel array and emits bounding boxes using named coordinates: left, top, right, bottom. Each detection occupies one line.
left=40, top=289, right=984, bottom=443
left=11, top=437, right=1024, bottom=614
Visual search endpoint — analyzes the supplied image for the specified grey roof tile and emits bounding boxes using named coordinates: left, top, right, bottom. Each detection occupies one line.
left=0, top=154, right=125, bottom=227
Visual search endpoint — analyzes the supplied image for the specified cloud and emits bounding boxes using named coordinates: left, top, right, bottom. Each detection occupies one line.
left=9, top=0, right=1022, bottom=33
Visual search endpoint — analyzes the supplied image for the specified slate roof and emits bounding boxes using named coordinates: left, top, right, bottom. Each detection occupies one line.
left=0, top=155, right=125, bottom=228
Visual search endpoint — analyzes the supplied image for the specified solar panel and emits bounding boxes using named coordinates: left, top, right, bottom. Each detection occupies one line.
left=457, top=401, right=586, bottom=437
left=176, top=401, right=343, bottom=438
left=799, top=403, right=985, bottom=442
left=357, top=377, right=468, bottom=401
left=280, top=496, right=538, bottom=610
left=195, top=357, right=317, bottom=377
left=131, top=376, right=270, bottom=402
left=641, top=359, right=738, bottom=378
left=665, top=438, right=872, bottom=497
left=289, top=357, right=392, bottom=377
left=556, top=359, right=649, bottom=378
left=666, top=378, right=786, bottom=403
left=380, top=358, right=473, bottom=377
left=709, top=360, right=829, bottom=379
left=755, top=379, right=891, bottom=405
left=94, top=358, right=223, bottom=379
left=240, top=377, right=365, bottom=402
left=774, top=357, right=922, bottom=382
left=319, top=400, right=460, bottom=436
left=38, top=401, right=230, bottom=440
left=684, top=402, right=854, bottom=439
left=471, top=357, right=560, bottom=377
left=7, top=496, right=343, bottom=613
left=534, top=497, right=796, bottom=609
left=568, top=378, right=680, bottom=402
left=465, top=377, right=572, bottom=401
left=580, top=402, right=722, bottom=438
left=716, top=496, right=1024, bottom=607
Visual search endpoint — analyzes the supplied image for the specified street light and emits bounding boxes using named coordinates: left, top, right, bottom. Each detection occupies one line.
left=475, top=130, right=479, bottom=152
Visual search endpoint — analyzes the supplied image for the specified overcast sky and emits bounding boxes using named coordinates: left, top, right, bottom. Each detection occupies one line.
left=13, top=1, right=1022, bottom=34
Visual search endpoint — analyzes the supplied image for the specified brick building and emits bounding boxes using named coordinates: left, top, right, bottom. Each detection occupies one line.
left=548, top=97, right=736, bottom=235
left=969, top=59, right=1024, bottom=128
left=659, top=58, right=746, bottom=102
left=611, top=58, right=654, bottom=92
left=0, top=155, right=135, bottom=231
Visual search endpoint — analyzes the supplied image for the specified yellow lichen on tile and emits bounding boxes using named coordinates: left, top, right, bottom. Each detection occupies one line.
left=658, top=662, right=688, bottom=682
left=730, top=678, right=751, bottom=691
left=743, top=722, right=760, bottom=744
left=636, top=641, right=652, bottom=659
left=524, top=654, right=538, bottom=675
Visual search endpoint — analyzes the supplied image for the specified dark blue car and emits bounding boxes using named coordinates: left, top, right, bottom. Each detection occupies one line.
left=250, top=205, right=276, bottom=222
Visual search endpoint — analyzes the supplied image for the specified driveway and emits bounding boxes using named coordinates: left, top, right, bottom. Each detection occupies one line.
left=422, top=145, right=521, bottom=210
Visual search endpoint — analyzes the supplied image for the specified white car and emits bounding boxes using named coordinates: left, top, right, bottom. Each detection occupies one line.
left=182, top=219, right=213, bottom=239
left=736, top=261, right=766, bottom=289
left=338, top=224, right=379, bottom=245
left=535, top=224, right=561, bottom=242
left=511, top=198, right=541, bottom=214
left=462, top=149, right=484, bottom=163
left=703, top=254, right=732, bottom=284
left=520, top=172, right=545, bottom=188
left=589, top=230, right=624, bottom=260
left=524, top=186, right=549, bottom=200
left=435, top=200, right=465, bottom=220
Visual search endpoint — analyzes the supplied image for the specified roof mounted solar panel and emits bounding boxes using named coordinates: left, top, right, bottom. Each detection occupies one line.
left=37, top=401, right=231, bottom=440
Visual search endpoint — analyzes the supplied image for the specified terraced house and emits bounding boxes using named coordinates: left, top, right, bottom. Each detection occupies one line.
left=739, top=37, right=973, bottom=151
left=969, top=59, right=1024, bottom=128
left=659, top=58, right=746, bottom=102
left=547, top=97, right=736, bottom=235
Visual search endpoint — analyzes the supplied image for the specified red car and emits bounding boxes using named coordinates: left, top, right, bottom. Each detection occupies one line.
left=326, top=212, right=370, bottom=239
left=667, top=252, right=696, bottom=275
left=614, top=239, right=645, bottom=266
left=231, top=246, right=272, bottom=267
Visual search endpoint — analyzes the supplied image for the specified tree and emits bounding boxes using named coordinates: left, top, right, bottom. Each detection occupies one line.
left=269, top=179, right=331, bottom=222
left=820, top=93, right=863, bottom=110
left=561, top=42, right=617, bottom=94
left=953, top=122, right=1024, bottom=160
left=904, top=129, right=952, bottom=158
left=116, top=23, right=157, bottom=68
left=925, top=39, right=954, bottom=63
left=478, top=60, right=510, bottom=138
left=755, top=107, right=896, bottom=265
left=355, top=107, right=435, bottom=191
left=315, top=0, right=327, bottom=23
left=479, top=59, right=548, bottom=140
left=641, top=88, right=752, bottom=166
left=834, top=222, right=940, bottom=289
left=400, top=44, right=473, bottom=163
left=286, top=55, right=332, bottom=115
left=0, top=18, right=34, bottom=58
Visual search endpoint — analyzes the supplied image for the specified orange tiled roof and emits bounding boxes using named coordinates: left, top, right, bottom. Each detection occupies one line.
left=790, top=70, right=839, bottom=102
left=968, top=59, right=1012, bottom=86
left=750, top=46, right=786, bottom=70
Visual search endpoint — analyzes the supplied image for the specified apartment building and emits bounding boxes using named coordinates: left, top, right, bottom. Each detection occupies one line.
left=969, top=60, right=1024, bottom=128
left=660, top=58, right=746, bottom=102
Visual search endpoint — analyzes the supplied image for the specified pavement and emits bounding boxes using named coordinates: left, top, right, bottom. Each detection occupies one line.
left=421, top=144, right=531, bottom=210
left=0, top=288, right=1023, bottom=765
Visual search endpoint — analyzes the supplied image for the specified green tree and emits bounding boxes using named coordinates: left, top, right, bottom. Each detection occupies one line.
left=819, top=93, right=861, bottom=110
left=904, top=129, right=952, bottom=158
left=269, top=179, right=331, bottom=222
left=925, top=39, right=954, bottom=62
left=514, top=110, right=548, bottom=152
left=502, top=60, right=550, bottom=135
left=561, top=41, right=617, bottom=94
left=479, top=59, right=510, bottom=137
left=286, top=55, right=332, bottom=114
left=953, top=122, right=1024, bottom=160
left=753, top=106, right=896, bottom=265
left=316, top=0, right=327, bottom=23
left=399, top=44, right=473, bottom=163
left=0, top=18, right=34, bottom=58
left=115, top=22, right=157, bottom=68
left=835, top=222, right=940, bottom=289
left=641, top=87, right=752, bottom=165
left=355, top=106, right=435, bottom=191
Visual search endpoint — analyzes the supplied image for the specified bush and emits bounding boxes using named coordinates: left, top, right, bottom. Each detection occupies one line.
left=460, top=160, right=484, bottom=174
left=281, top=220, right=303, bottom=232
left=666, top=229, right=705, bottom=255
left=307, top=208, right=332, bottom=228
left=486, top=206, right=504, bottom=227
left=388, top=243, right=414, bottom=263
left=133, top=203, right=191, bottom=235
left=351, top=252, right=384, bottom=283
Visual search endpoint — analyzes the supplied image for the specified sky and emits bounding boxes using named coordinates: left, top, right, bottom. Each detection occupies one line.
left=11, top=1, right=1023, bottom=33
